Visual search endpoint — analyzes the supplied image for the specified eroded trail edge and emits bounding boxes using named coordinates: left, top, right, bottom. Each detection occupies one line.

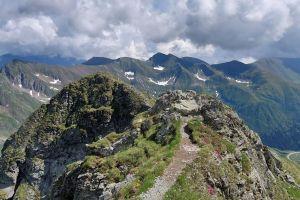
left=141, top=119, right=199, bottom=200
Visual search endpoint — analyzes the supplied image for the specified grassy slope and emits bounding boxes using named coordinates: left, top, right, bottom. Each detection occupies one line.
left=211, top=63, right=300, bottom=150
left=0, top=61, right=105, bottom=150
left=58, top=110, right=182, bottom=199
left=270, top=148, right=300, bottom=199
left=0, top=73, right=41, bottom=143
left=164, top=119, right=300, bottom=200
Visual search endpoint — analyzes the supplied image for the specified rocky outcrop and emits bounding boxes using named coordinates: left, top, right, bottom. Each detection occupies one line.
left=0, top=73, right=149, bottom=199
left=152, top=90, right=299, bottom=199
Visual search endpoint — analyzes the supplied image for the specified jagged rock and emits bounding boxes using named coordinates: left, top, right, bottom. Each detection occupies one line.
left=140, top=119, right=153, bottom=134
left=285, top=174, right=296, bottom=185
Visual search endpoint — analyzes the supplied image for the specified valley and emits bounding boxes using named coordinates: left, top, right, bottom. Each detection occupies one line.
left=271, top=148, right=300, bottom=165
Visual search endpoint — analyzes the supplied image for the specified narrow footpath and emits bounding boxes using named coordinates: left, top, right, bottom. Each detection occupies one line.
left=141, top=119, right=199, bottom=200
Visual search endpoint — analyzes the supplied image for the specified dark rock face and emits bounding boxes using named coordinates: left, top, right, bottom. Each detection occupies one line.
left=0, top=73, right=149, bottom=199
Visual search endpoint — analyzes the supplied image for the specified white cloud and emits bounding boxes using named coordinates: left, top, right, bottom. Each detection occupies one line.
left=0, top=0, right=299, bottom=63
left=156, top=38, right=215, bottom=58
left=239, top=57, right=256, bottom=64
left=0, top=16, right=57, bottom=44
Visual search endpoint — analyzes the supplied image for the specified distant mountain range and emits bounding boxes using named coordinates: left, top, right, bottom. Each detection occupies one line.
left=0, top=53, right=300, bottom=150
left=0, top=53, right=83, bottom=68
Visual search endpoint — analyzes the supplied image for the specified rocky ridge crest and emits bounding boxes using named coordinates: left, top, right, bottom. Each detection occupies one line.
left=0, top=74, right=298, bottom=199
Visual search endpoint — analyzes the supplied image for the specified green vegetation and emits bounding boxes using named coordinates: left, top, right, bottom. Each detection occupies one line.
left=241, top=153, right=251, bottom=174
left=269, top=148, right=300, bottom=199
left=186, top=119, right=203, bottom=144
left=118, top=120, right=181, bottom=198
left=164, top=145, right=212, bottom=200
left=0, top=73, right=41, bottom=151
left=165, top=118, right=240, bottom=200
left=165, top=119, right=295, bottom=199
left=0, top=61, right=120, bottom=152
left=164, top=173, right=205, bottom=200
left=285, top=184, right=300, bottom=199
left=222, top=139, right=236, bottom=154
left=80, top=120, right=181, bottom=199
left=14, top=183, right=40, bottom=200
left=0, top=190, right=6, bottom=200
left=2, top=54, right=300, bottom=152
left=88, top=132, right=125, bottom=149
left=164, top=143, right=237, bottom=200
left=213, top=59, right=300, bottom=150
left=289, top=152, right=300, bottom=164
left=269, top=179, right=300, bottom=200
left=281, top=158, right=300, bottom=185
left=271, top=148, right=300, bottom=184
left=187, top=118, right=236, bottom=154
left=1, top=146, right=25, bottom=167
left=2, top=55, right=300, bottom=152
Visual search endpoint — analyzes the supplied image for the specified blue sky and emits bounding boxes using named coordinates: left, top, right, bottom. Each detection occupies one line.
left=0, top=0, right=300, bottom=63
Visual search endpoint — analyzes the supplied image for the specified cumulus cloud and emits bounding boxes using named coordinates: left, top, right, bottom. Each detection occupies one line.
left=0, top=0, right=299, bottom=63
left=239, top=57, right=256, bottom=64
left=157, top=38, right=216, bottom=58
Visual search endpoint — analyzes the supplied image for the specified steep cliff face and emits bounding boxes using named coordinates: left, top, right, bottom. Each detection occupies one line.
left=0, top=74, right=299, bottom=199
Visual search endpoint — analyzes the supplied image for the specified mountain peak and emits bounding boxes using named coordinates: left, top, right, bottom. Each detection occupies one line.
left=149, top=52, right=178, bottom=64
left=83, top=57, right=114, bottom=65
left=0, top=53, right=83, bottom=67
left=212, top=60, right=253, bottom=77
left=226, top=60, right=248, bottom=65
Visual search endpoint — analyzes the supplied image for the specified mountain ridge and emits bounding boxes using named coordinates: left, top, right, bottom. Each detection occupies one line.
left=0, top=54, right=83, bottom=68
left=0, top=53, right=300, bottom=150
left=0, top=73, right=299, bottom=199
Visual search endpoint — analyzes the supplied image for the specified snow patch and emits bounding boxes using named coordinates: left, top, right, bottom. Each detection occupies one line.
left=148, top=76, right=176, bottom=86
left=194, top=73, right=207, bottom=82
left=124, top=71, right=135, bottom=80
left=30, top=90, right=33, bottom=96
left=239, top=57, right=256, bottom=64
left=215, top=91, right=219, bottom=97
left=235, top=80, right=250, bottom=84
left=18, top=84, right=22, bottom=88
left=35, top=73, right=40, bottom=77
left=153, top=65, right=165, bottom=71
left=226, top=77, right=251, bottom=85
left=50, top=87, right=59, bottom=91
left=50, top=79, right=61, bottom=84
